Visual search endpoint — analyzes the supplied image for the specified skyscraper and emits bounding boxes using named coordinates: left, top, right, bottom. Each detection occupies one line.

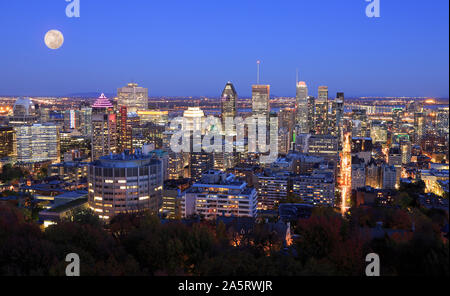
left=315, top=86, right=329, bottom=135
left=117, top=83, right=149, bottom=113
left=331, top=92, right=344, bottom=140
left=295, top=81, right=309, bottom=134
left=414, top=112, right=425, bottom=144
left=252, top=85, right=270, bottom=120
left=307, top=96, right=315, bottom=133
left=221, top=82, right=238, bottom=128
left=91, top=94, right=118, bottom=161
left=14, top=123, right=60, bottom=163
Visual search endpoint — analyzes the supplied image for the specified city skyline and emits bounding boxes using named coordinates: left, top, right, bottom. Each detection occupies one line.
left=0, top=0, right=448, bottom=98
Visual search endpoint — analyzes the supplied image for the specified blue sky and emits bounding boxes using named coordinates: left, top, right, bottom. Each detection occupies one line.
left=0, top=0, right=448, bottom=98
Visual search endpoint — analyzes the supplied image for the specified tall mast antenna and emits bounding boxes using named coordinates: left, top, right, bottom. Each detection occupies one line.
left=296, top=68, right=299, bottom=85
left=257, top=60, right=261, bottom=84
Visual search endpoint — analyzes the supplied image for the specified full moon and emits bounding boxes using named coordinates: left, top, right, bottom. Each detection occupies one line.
left=44, top=30, right=64, bottom=50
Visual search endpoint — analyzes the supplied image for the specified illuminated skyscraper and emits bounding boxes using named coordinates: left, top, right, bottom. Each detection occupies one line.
left=91, top=94, right=118, bottom=161
left=414, top=112, right=425, bottom=144
left=15, top=123, right=60, bottom=163
left=296, top=81, right=309, bottom=134
left=331, top=93, right=344, bottom=140
left=9, top=97, right=38, bottom=126
left=307, top=96, right=315, bottom=133
left=315, top=86, right=329, bottom=135
left=221, top=82, right=237, bottom=128
left=0, top=127, right=15, bottom=158
left=117, top=83, right=149, bottom=113
left=252, top=85, right=270, bottom=120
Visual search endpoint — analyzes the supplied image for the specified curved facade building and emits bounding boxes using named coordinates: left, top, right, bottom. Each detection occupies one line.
left=88, top=152, right=163, bottom=220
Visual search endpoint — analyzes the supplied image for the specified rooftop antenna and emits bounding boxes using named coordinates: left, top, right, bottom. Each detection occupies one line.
left=296, top=68, right=299, bottom=85
left=256, top=60, right=261, bottom=84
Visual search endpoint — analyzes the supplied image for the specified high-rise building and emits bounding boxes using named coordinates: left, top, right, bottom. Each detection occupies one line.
left=91, top=94, right=118, bottom=161
left=0, top=127, right=15, bottom=158
left=14, top=123, right=60, bottom=163
left=382, top=164, right=397, bottom=190
left=256, top=170, right=291, bottom=210
left=315, top=86, right=329, bottom=135
left=330, top=93, right=344, bottom=141
left=221, top=82, right=238, bottom=128
left=307, top=135, right=339, bottom=161
left=117, top=83, right=149, bottom=113
left=88, top=152, right=163, bottom=220
left=351, top=109, right=369, bottom=138
left=181, top=170, right=258, bottom=219
left=414, top=112, right=425, bottom=144
left=370, top=120, right=388, bottom=144
left=295, top=81, right=309, bottom=134
left=117, top=106, right=140, bottom=153
left=9, top=97, right=38, bottom=126
left=221, top=82, right=238, bottom=170
left=79, top=107, right=92, bottom=137
left=292, top=169, right=335, bottom=206
left=436, top=107, right=449, bottom=137
left=307, top=96, right=315, bottom=133
left=252, top=85, right=270, bottom=120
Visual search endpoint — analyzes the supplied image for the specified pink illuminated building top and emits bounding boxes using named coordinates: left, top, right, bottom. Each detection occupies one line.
left=92, top=93, right=113, bottom=109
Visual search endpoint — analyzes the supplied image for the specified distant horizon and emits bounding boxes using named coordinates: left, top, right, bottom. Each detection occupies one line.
left=0, top=1, right=448, bottom=98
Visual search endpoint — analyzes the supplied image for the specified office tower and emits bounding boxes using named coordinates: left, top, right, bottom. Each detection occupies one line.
left=14, top=123, right=60, bottom=163
left=296, top=81, right=309, bottom=134
left=163, top=129, right=184, bottom=180
left=330, top=92, right=344, bottom=140
left=79, top=107, right=92, bottom=137
left=252, top=85, right=270, bottom=120
left=0, top=127, right=15, bottom=158
left=221, top=82, right=238, bottom=128
left=388, top=146, right=402, bottom=186
left=183, top=107, right=205, bottom=133
left=292, top=169, right=335, bottom=206
left=307, top=135, right=339, bottom=161
left=351, top=156, right=366, bottom=191
left=117, top=106, right=140, bottom=153
left=162, top=179, right=191, bottom=219
left=278, top=127, right=290, bottom=156
left=351, top=109, right=369, bottom=138
left=315, top=86, right=329, bottom=135
left=392, top=108, right=404, bottom=132
left=221, top=82, right=238, bottom=170
left=9, top=97, right=38, bottom=126
left=400, top=140, right=412, bottom=165
left=88, top=152, right=163, bottom=220
left=307, top=96, right=316, bottom=133
left=64, top=110, right=80, bottom=131
left=255, top=170, right=290, bottom=210
left=370, top=120, right=388, bottom=144
left=181, top=170, right=258, bottom=219
left=117, top=83, right=149, bottom=113
left=91, top=94, right=118, bottom=161
left=189, top=150, right=213, bottom=182
left=414, top=112, right=425, bottom=144
left=436, top=107, right=449, bottom=137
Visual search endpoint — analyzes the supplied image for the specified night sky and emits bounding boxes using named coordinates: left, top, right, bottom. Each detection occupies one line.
left=0, top=0, right=448, bottom=98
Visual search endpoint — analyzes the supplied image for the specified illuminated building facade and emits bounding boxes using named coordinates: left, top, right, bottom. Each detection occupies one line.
left=117, top=83, right=149, bottom=113
left=292, top=170, right=335, bottom=206
left=0, top=127, right=15, bottom=158
left=295, top=81, right=309, bottom=134
left=252, top=85, right=270, bottom=120
left=88, top=152, right=163, bottom=220
left=91, top=94, right=118, bottom=161
left=315, top=86, right=328, bottom=135
left=181, top=170, right=258, bottom=219
left=14, top=123, right=60, bottom=163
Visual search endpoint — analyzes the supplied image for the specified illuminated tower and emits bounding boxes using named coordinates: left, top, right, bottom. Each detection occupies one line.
left=315, top=86, right=329, bottom=135
left=91, top=94, right=118, bottom=161
left=117, top=83, right=149, bottom=113
left=295, top=81, right=309, bottom=134
left=220, top=82, right=238, bottom=170
left=252, top=85, right=271, bottom=120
